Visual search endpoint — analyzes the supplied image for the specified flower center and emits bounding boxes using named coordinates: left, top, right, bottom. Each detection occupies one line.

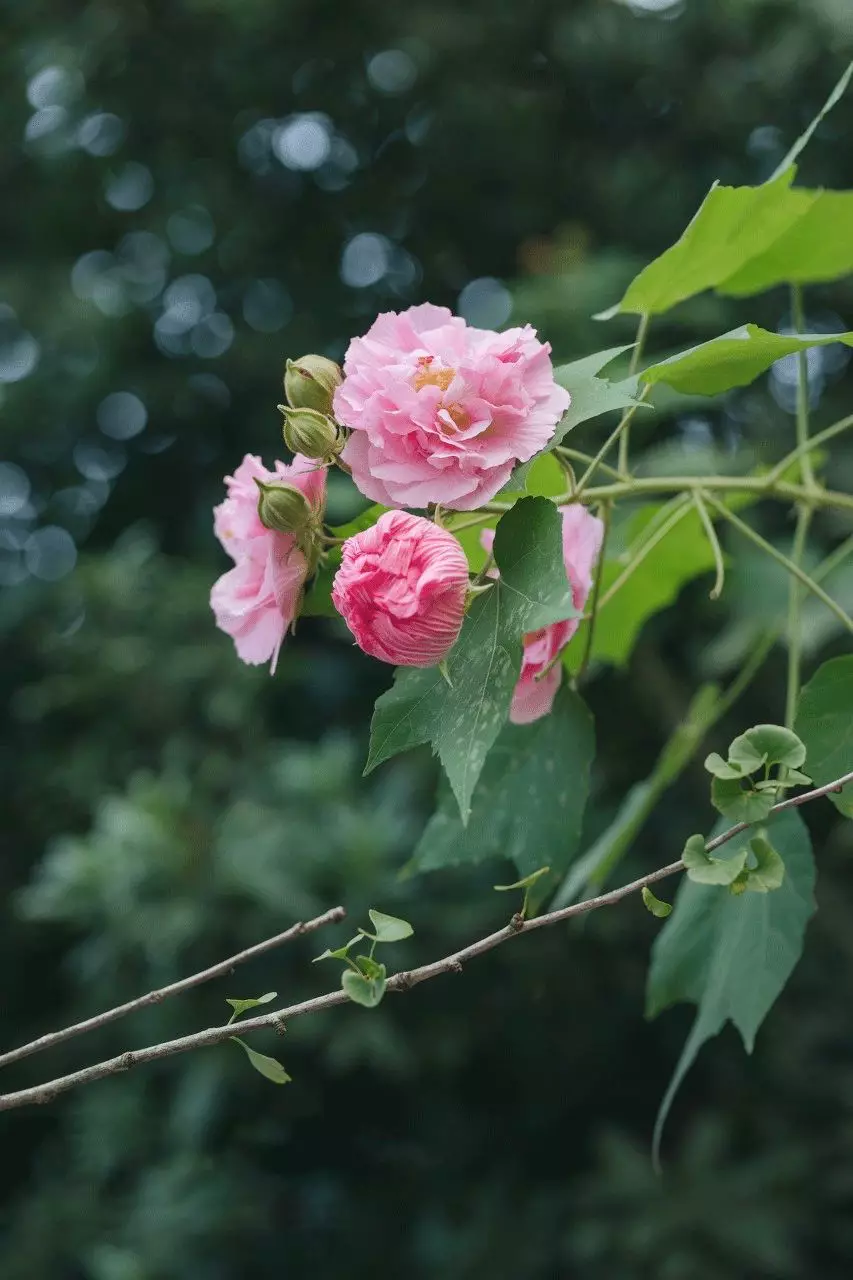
left=412, top=357, right=455, bottom=394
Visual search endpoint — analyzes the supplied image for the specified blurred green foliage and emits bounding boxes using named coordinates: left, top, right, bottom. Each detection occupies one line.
left=3, top=1, right=853, bottom=1276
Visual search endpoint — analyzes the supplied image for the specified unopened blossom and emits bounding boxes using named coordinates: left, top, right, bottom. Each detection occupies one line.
left=211, top=453, right=326, bottom=672
left=332, top=510, right=469, bottom=666
left=333, top=303, right=569, bottom=510
left=481, top=503, right=604, bottom=724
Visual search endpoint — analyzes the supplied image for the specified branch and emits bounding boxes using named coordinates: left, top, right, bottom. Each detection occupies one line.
left=3, top=771, right=851, bottom=1114
left=0, top=906, right=346, bottom=1072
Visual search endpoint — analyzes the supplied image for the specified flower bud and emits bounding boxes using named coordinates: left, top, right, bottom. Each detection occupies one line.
left=332, top=511, right=469, bottom=667
left=283, top=355, right=343, bottom=415
left=254, top=479, right=314, bottom=535
left=281, top=406, right=346, bottom=462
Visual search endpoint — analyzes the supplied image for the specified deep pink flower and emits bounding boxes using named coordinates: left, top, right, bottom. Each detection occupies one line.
left=333, top=303, right=570, bottom=511
left=211, top=453, right=326, bottom=672
left=481, top=503, right=604, bottom=724
left=332, top=511, right=469, bottom=666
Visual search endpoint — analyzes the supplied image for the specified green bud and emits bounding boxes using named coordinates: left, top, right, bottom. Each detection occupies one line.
left=281, top=406, right=346, bottom=462
left=254, top=480, right=314, bottom=535
left=283, top=354, right=343, bottom=415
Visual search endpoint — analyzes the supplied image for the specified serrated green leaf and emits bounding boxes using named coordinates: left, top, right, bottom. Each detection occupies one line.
left=552, top=347, right=643, bottom=444
left=231, top=1037, right=291, bottom=1084
left=647, top=809, right=815, bottom=1162
left=642, top=886, right=672, bottom=919
left=745, top=833, right=786, bottom=893
left=730, top=724, right=806, bottom=772
left=796, top=656, right=853, bottom=817
left=342, top=967, right=386, bottom=1008
left=641, top=325, right=853, bottom=397
left=711, top=775, right=775, bottom=824
left=597, top=169, right=815, bottom=318
left=563, top=502, right=716, bottom=669
left=364, top=909, right=414, bottom=942
left=225, top=992, right=278, bottom=1016
left=365, top=498, right=578, bottom=821
left=682, top=833, right=747, bottom=886
left=411, top=687, right=594, bottom=897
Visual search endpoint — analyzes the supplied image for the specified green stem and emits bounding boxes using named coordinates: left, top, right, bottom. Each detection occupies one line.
left=692, top=490, right=725, bottom=599
left=562, top=476, right=853, bottom=515
left=706, top=495, right=853, bottom=635
left=595, top=496, right=692, bottom=613
left=554, top=446, right=624, bottom=483
left=575, top=502, right=612, bottom=681
left=792, top=283, right=816, bottom=492
left=766, top=412, right=853, bottom=484
left=575, top=387, right=650, bottom=498
left=618, top=312, right=650, bottom=475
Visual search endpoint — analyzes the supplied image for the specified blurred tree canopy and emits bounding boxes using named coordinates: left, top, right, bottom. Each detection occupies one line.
left=3, top=1, right=853, bottom=1277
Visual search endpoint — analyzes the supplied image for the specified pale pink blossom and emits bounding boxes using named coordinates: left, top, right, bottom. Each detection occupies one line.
left=333, top=303, right=569, bottom=511
left=332, top=511, right=469, bottom=666
left=211, top=453, right=326, bottom=672
left=481, top=503, right=604, bottom=724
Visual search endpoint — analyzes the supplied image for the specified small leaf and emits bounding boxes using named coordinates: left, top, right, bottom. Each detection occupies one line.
left=642, top=886, right=673, bottom=919
left=355, top=955, right=386, bottom=980
left=342, top=968, right=387, bottom=1008
left=312, top=935, right=362, bottom=963
left=780, top=768, right=812, bottom=788
left=745, top=833, right=786, bottom=893
left=704, top=751, right=749, bottom=780
left=682, top=833, right=747, bottom=886
left=231, top=1037, right=291, bottom=1084
left=711, top=776, right=775, bottom=824
left=225, top=992, right=278, bottom=1016
left=365, top=909, right=414, bottom=942
left=730, top=725, right=806, bottom=772
left=494, top=866, right=551, bottom=892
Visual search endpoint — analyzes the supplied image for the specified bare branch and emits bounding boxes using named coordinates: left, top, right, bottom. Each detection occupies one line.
left=2, top=771, right=850, bottom=1113
left=0, top=906, right=347, bottom=1072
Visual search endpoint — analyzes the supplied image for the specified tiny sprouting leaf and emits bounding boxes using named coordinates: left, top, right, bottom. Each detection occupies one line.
left=704, top=752, right=749, bottom=781
left=355, top=955, right=385, bottom=981
left=642, top=887, right=673, bottom=919
left=312, top=935, right=362, bottom=963
left=231, top=1037, right=291, bottom=1084
left=342, top=968, right=387, bottom=1008
left=711, top=776, right=775, bottom=824
left=364, top=910, right=414, bottom=943
left=493, top=867, right=551, bottom=892
left=225, top=992, right=278, bottom=1016
left=745, top=833, right=786, bottom=893
left=682, top=833, right=748, bottom=886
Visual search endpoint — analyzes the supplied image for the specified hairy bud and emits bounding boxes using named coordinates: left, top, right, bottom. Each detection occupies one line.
left=281, top=406, right=346, bottom=462
left=283, top=354, right=343, bottom=416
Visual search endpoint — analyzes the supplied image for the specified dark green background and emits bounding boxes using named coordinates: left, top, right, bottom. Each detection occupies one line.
left=3, top=1, right=853, bottom=1276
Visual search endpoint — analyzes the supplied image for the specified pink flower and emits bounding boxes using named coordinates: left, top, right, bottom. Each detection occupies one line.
left=332, top=511, right=469, bottom=666
left=333, top=303, right=570, bottom=511
left=481, top=504, right=604, bottom=724
left=211, top=453, right=326, bottom=673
